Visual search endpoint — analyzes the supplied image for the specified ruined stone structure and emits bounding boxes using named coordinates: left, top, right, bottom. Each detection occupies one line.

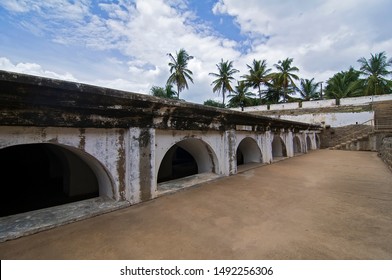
left=0, top=70, right=320, bottom=220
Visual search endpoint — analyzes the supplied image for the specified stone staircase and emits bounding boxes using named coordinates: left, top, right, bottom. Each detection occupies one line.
left=331, top=123, right=374, bottom=150
left=374, top=101, right=392, bottom=131
left=331, top=100, right=392, bottom=150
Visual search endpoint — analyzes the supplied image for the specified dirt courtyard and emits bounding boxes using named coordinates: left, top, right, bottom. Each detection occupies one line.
left=0, top=150, right=391, bottom=260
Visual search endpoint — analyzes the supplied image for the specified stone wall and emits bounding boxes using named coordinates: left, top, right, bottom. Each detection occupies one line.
left=238, top=94, right=392, bottom=112
left=379, top=136, right=392, bottom=169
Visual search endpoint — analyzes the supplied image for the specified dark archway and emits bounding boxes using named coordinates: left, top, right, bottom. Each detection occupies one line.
left=306, top=135, right=312, bottom=150
left=293, top=136, right=302, bottom=154
left=158, top=145, right=198, bottom=183
left=0, top=144, right=104, bottom=217
left=315, top=135, right=321, bottom=149
left=272, top=135, right=287, bottom=158
left=157, top=138, right=218, bottom=184
left=236, top=137, right=262, bottom=166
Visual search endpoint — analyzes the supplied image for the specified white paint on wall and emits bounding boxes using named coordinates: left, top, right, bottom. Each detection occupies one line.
left=272, top=111, right=374, bottom=127
left=0, top=126, right=121, bottom=200
left=0, top=125, right=320, bottom=205
left=236, top=94, right=392, bottom=112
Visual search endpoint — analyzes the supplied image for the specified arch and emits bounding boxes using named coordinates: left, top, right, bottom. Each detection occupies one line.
left=293, top=135, right=302, bottom=154
left=0, top=143, right=115, bottom=217
left=236, top=137, right=262, bottom=166
left=272, top=135, right=287, bottom=158
left=157, top=138, right=218, bottom=184
left=315, top=134, right=321, bottom=149
left=306, top=135, right=312, bottom=150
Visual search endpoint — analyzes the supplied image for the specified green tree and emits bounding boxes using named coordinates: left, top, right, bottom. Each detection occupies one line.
left=209, top=59, right=239, bottom=106
left=167, top=48, right=194, bottom=99
left=227, top=81, right=256, bottom=108
left=357, top=52, right=392, bottom=96
left=150, top=84, right=177, bottom=99
left=297, top=78, right=321, bottom=101
left=242, top=59, right=271, bottom=102
left=203, top=99, right=225, bottom=108
left=273, top=58, right=300, bottom=102
left=263, top=76, right=282, bottom=104
left=325, top=68, right=363, bottom=100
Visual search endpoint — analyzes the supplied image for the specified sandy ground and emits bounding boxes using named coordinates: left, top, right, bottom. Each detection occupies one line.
left=0, top=150, right=391, bottom=260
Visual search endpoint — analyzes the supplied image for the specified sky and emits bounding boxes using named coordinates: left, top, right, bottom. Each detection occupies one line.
left=1, top=0, right=392, bottom=104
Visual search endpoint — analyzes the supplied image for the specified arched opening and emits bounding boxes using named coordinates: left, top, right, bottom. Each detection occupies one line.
left=293, top=136, right=302, bottom=154
left=158, top=145, right=198, bottom=183
left=306, top=135, right=312, bottom=150
left=157, top=138, right=218, bottom=185
left=272, top=135, right=287, bottom=159
left=0, top=143, right=112, bottom=217
left=315, top=135, right=321, bottom=149
left=236, top=137, right=262, bottom=166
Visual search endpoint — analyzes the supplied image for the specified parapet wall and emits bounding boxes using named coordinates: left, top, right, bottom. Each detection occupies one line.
left=243, top=95, right=392, bottom=112
left=243, top=95, right=392, bottom=128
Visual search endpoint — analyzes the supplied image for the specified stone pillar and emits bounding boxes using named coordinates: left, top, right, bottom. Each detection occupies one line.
left=256, top=132, right=264, bottom=163
left=128, top=127, right=156, bottom=203
left=286, top=129, right=294, bottom=157
left=263, top=130, right=273, bottom=163
left=224, top=129, right=237, bottom=175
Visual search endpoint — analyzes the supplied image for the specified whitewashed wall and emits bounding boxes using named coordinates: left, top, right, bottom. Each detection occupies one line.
left=273, top=111, right=374, bottom=127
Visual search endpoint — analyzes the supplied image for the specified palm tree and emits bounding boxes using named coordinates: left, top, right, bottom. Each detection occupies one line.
left=209, top=59, right=239, bottom=106
left=263, top=76, right=282, bottom=104
left=297, top=78, right=321, bottom=101
left=325, top=68, right=363, bottom=101
left=357, top=52, right=392, bottom=96
left=150, top=84, right=177, bottom=99
left=167, top=48, right=194, bottom=99
left=273, top=58, right=300, bottom=102
left=242, top=59, right=271, bottom=102
left=227, top=81, right=256, bottom=108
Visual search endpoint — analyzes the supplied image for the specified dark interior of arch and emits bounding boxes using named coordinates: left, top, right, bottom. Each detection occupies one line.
left=158, top=145, right=198, bottom=183
left=0, top=144, right=99, bottom=217
left=306, top=136, right=312, bottom=150
left=236, top=149, right=244, bottom=165
left=293, top=136, right=302, bottom=154
left=316, top=135, right=320, bottom=148
left=272, top=136, right=287, bottom=157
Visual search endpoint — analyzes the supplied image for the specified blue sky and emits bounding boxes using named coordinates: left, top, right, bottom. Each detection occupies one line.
left=1, top=0, right=392, bottom=104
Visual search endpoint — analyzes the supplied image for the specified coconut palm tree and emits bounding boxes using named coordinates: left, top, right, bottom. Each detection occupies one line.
left=242, top=59, right=271, bottom=102
left=297, top=78, right=321, bottom=101
left=325, top=68, right=363, bottom=101
left=357, top=52, right=392, bottom=96
left=227, top=81, right=256, bottom=108
left=273, top=58, right=299, bottom=102
left=150, top=84, right=177, bottom=99
left=263, top=76, right=283, bottom=104
left=209, top=59, right=239, bottom=106
left=167, top=48, right=194, bottom=99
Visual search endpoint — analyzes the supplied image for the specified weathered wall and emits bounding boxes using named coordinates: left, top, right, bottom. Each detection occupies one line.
left=270, top=111, right=374, bottom=127
left=379, top=136, right=392, bottom=169
left=0, top=126, right=122, bottom=200
left=238, top=94, right=392, bottom=112
left=0, top=70, right=322, bottom=208
left=239, top=94, right=392, bottom=128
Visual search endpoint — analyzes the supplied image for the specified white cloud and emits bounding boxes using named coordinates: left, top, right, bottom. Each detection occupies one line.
left=1, top=0, right=32, bottom=12
left=1, top=0, right=391, bottom=104
left=0, top=57, right=78, bottom=81
left=213, top=0, right=392, bottom=81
